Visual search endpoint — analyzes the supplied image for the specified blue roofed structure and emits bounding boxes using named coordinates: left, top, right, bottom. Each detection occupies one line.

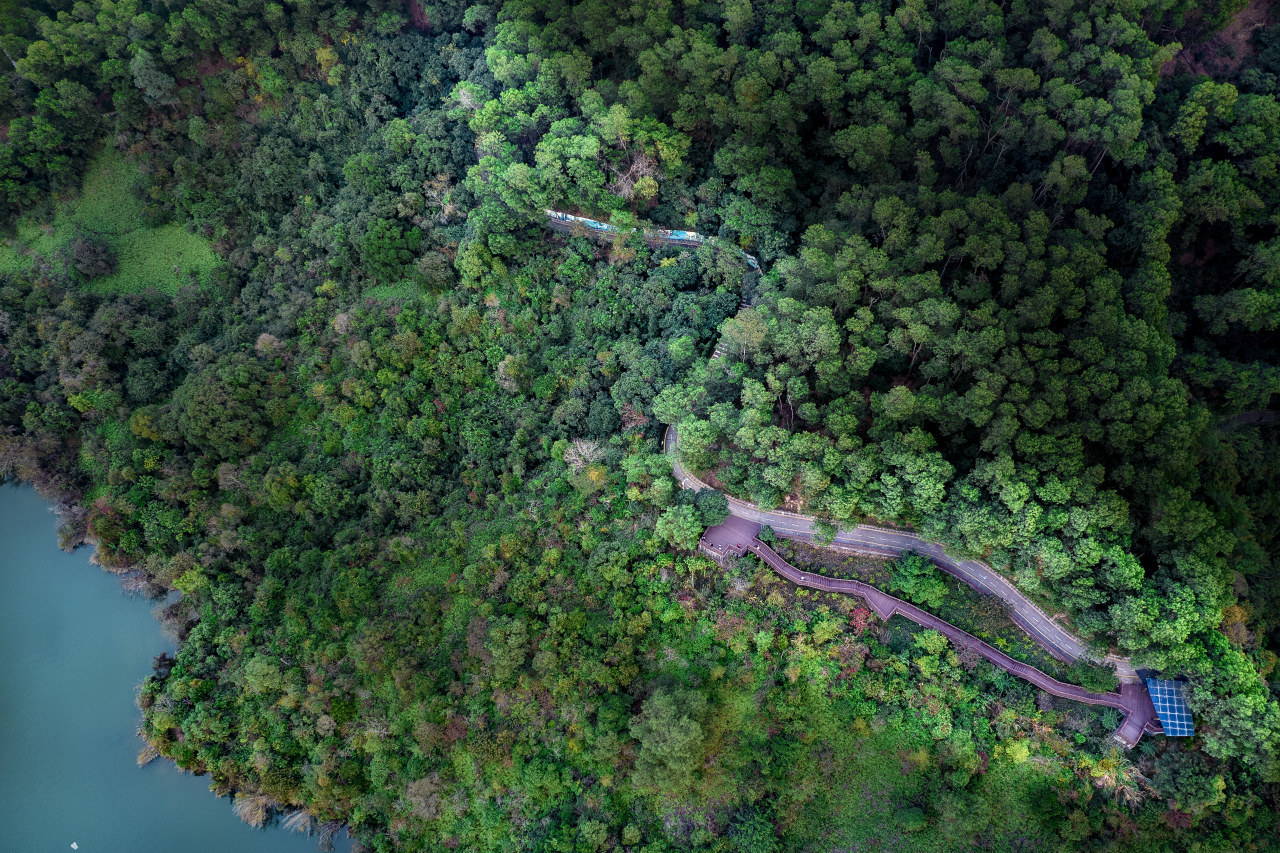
left=1147, top=679, right=1194, bottom=736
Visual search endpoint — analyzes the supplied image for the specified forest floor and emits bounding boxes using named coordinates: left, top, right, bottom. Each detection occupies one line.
left=1166, top=0, right=1278, bottom=77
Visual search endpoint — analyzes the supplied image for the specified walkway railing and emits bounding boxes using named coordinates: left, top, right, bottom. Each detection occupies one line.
left=542, top=208, right=1160, bottom=743
left=746, top=538, right=1159, bottom=746
left=663, top=425, right=1138, bottom=682
left=543, top=209, right=761, bottom=270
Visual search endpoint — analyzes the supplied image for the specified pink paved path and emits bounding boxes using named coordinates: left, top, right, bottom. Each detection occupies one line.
left=702, top=518, right=1160, bottom=747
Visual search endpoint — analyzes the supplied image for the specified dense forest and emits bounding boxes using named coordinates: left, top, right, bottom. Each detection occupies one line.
left=2, top=0, right=1280, bottom=849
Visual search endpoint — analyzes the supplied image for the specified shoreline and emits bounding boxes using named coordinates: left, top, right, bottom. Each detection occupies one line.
left=0, top=478, right=340, bottom=841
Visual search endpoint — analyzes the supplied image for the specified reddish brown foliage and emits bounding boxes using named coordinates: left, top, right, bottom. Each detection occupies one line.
left=408, top=0, right=431, bottom=30
left=848, top=606, right=873, bottom=637
left=442, top=715, right=469, bottom=744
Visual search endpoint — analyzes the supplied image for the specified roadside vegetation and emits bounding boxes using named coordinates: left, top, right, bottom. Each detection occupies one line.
left=771, top=541, right=1120, bottom=692
left=0, top=0, right=1278, bottom=850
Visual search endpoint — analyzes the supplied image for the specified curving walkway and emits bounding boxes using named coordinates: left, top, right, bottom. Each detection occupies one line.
left=664, top=426, right=1139, bottom=682
left=696, top=498, right=1159, bottom=746
left=731, top=525, right=1160, bottom=746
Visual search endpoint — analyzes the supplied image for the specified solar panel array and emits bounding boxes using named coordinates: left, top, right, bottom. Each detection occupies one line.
left=1147, top=679, right=1195, bottom=736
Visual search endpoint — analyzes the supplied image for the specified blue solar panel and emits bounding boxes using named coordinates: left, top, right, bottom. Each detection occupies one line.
left=1147, top=679, right=1195, bottom=736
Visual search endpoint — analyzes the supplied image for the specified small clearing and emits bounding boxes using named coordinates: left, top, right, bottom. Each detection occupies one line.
left=0, top=146, right=219, bottom=295
left=1166, top=0, right=1278, bottom=78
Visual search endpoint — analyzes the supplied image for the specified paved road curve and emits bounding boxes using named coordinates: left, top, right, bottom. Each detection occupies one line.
left=542, top=210, right=1157, bottom=744
left=664, top=426, right=1139, bottom=683
left=727, top=528, right=1159, bottom=747
left=543, top=209, right=761, bottom=269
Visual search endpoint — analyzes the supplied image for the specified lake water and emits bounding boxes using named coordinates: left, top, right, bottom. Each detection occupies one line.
left=0, top=485, right=352, bottom=852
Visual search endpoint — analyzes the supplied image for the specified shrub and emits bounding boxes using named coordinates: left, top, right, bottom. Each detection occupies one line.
left=68, top=230, right=115, bottom=278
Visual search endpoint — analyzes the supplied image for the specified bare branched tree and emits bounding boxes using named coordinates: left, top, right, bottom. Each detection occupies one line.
left=608, top=152, right=659, bottom=200
left=563, top=437, right=605, bottom=472
left=282, top=810, right=313, bottom=835
left=232, top=793, right=279, bottom=828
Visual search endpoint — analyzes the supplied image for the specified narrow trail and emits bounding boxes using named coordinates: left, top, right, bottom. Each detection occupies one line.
left=698, top=509, right=1160, bottom=746
left=663, top=426, right=1137, bottom=681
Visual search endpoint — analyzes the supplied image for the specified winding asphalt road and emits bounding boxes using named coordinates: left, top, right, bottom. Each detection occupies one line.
left=541, top=211, right=1136, bottom=682
left=664, top=426, right=1139, bottom=683
left=732, top=528, right=1159, bottom=747
left=679, top=439, right=1160, bottom=746
left=542, top=210, right=1158, bottom=743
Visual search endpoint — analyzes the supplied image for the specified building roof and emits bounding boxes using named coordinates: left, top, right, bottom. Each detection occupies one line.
left=1146, top=679, right=1194, bottom=736
left=700, top=514, right=762, bottom=556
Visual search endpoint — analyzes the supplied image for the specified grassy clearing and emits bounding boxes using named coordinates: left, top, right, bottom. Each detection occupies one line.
left=68, top=147, right=147, bottom=235
left=0, top=146, right=220, bottom=295
left=363, top=279, right=424, bottom=301
left=0, top=217, right=55, bottom=273
left=90, top=224, right=219, bottom=295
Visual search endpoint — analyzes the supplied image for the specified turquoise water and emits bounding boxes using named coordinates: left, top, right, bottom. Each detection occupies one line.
left=0, top=485, right=351, bottom=852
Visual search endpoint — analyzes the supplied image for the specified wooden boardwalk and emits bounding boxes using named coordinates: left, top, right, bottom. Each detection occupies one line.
left=703, top=519, right=1160, bottom=747
left=670, top=426, right=1138, bottom=682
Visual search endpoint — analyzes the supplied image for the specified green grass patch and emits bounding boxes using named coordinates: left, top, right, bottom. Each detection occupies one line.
left=363, top=279, right=425, bottom=302
left=0, top=243, right=27, bottom=275
left=87, top=224, right=220, bottom=296
left=0, top=216, right=58, bottom=273
left=67, top=147, right=147, bottom=236
left=0, top=146, right=220, bottom=295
